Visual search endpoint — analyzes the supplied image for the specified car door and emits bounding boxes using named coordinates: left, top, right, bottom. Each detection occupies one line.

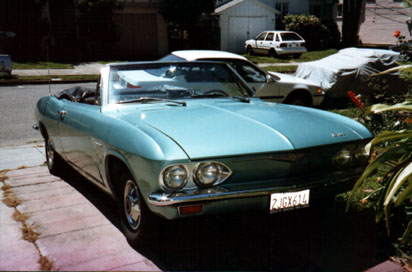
left=261, top=32, right=274, bottom=54
left=254, top=32, right=268, bottom=54
left=57, top=99, right=103, bottom=182
left=227, top=60, right=281, bottom=101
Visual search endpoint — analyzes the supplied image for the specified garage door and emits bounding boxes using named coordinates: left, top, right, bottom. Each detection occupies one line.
left=228, top=16, right=266, bottom=53
left=113, top=14, right=158, bottom=59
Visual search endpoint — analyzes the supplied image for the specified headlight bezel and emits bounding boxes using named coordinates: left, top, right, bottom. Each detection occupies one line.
left=333, top=143, right=371, bottom=169
left=159, top=161, right=232, bottom=192
left=193, top=162, right=232, bottom=188
left=160, top=164, right=189, bottom=191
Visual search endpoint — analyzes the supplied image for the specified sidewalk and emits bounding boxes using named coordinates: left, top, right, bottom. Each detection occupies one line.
left=0, top=145, right=160, bottom=271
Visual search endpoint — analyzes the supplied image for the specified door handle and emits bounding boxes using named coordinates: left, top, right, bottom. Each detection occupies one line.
left=58, top=110, right=67, bottom=120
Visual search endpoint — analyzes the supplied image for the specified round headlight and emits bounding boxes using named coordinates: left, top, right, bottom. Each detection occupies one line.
left=195, top=162, right=220, bottom=187
left=354, top=144, right=370, bottom=162
left=162, top=165, right=188, bottom=190
left=333, top=148, right=352, bottom=167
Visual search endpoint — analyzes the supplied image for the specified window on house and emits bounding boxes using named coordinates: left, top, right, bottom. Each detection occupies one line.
left=275, top=2, right=289, bottom=19
left=337, top=3, right=343, bottom=18
left=309, top=4, right=321, bottom=18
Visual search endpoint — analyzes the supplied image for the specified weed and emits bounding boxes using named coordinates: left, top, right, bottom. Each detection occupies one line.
left=2, top=189, right=21, bottom=208
left=0, top=170, right=8, bottom=182
left=21, top=223, right=39, bottom=243
left=38, top=255, right=55, bottom=271
left=12, top=209, right=29, bottom=223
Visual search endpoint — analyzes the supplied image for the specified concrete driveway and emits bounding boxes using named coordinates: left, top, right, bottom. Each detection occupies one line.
left=0, top=145, right=159, bottom=271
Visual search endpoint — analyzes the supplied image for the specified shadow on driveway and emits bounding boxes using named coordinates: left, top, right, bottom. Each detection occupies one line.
left=59, top=167, right=390, bottom=272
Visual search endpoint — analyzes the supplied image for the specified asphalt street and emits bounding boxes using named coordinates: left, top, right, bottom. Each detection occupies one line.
left=0, top=83, right=96, bottom=147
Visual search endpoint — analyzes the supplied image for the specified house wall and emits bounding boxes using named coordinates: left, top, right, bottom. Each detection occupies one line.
left=113, top=5, right=168, bottom=60
left=218, top=0, right=276, bottom=53
left=288, top=0, right=309, bottom=14
left=254, top=0, right=309, bottom=14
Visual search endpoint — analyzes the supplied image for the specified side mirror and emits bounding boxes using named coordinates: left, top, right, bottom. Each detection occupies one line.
left=267, top=75, right=275, bottom=83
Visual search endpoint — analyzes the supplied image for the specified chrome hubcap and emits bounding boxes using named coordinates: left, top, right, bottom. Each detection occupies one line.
left=46, top=138, right=54, bottom=168
left=123, top=180, right=141, bottom=230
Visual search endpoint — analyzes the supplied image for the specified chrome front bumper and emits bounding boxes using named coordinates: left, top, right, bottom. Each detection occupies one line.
left=147, top=168, right=363, bottom=207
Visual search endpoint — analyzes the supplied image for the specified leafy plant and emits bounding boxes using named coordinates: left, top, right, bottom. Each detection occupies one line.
left=282, top=14, right=326, bottom=50
left=347, top=100, right=412, bottom=250
left=393, top=30, right=412, bottom=62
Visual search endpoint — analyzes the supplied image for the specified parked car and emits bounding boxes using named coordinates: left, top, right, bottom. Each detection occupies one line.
left=160, top=50, right=324, bottom=107
left=34, top=61, right=372, bottom=246
left=0, top=54, right=12, bottom=78
left=245, top=31, right=307, bottom=58
left=295, top=47, right=401, bottom=99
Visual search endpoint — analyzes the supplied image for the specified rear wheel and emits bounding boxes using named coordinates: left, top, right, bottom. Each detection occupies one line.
left=118, top=172, right=157, bottom=247
left=269, top=48, right=277, bottom=58
left=293, top=53, right=302, bottom=58
left=45, top=137, right=64, bottom=176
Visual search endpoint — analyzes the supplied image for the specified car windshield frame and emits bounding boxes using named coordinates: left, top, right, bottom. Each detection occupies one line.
left=106, top=61, right=255, bottom=105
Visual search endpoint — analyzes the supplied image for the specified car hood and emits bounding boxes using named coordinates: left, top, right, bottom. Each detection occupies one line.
left=117, top=99, right=371, bottom=160
left=268, top=71, right=320, bottom=88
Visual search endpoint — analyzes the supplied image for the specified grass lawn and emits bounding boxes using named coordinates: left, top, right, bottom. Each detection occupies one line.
left=12, top=62, right=74, bottom=69
left=244, top=48, right=338, bottom=64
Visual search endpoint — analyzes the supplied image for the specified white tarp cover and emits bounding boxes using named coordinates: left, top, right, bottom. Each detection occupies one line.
left=295, top=47, right=400, bottom=98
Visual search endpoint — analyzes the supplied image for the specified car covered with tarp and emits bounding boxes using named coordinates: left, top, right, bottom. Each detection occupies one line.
left=295, top=48, right=401, bottom=99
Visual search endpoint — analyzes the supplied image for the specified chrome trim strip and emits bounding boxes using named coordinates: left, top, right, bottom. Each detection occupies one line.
left=147, top=169, right=362, bottom=207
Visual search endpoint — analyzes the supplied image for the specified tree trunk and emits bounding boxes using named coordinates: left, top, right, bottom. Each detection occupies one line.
left=341, top=0, right=364, bottom=47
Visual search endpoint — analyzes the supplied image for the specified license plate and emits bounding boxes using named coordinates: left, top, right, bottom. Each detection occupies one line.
left=270, top=189, right=310, bottom=213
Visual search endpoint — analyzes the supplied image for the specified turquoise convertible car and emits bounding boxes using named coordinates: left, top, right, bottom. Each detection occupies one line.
left=34, top=61, right=372, bottom=245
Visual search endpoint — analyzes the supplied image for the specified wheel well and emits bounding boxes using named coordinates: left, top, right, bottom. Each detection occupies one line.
left=38, top=122, right=48, bottom=139
left=284, top=90, right=313, bottom=106
left=106, top=155, right=132, bottom=200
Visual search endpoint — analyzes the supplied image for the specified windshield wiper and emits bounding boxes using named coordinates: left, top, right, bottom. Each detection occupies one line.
left=118, top=97, right=186, bottom=106
left=233, top=96, right=250, bottom=103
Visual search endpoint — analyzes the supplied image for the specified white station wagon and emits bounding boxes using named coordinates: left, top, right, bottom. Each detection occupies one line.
left=245, top=31, right=307, bottom=58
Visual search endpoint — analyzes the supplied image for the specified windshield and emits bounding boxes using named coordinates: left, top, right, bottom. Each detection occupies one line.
left=108, top=62, right=253, bottom=104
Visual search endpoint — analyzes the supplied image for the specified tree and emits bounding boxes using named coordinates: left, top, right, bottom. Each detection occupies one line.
left=341, top=0, right=365, bottom=47
left=159, top=0, right=216, bottom=49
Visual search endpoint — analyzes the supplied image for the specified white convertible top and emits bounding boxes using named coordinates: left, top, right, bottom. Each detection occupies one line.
left=295, top=47, right=400, bottom=97
left=171, top=50, right=247, bottom=61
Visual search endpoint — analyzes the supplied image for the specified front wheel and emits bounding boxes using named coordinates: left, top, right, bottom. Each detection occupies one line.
left=118, top=173, right=157, bottom=247
left=45, top=137, right=64, bottom=176
left=246, top=46, right=254, bottom=56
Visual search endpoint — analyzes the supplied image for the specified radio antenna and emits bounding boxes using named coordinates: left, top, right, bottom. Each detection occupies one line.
left=47, top=45, right=51, bottom=96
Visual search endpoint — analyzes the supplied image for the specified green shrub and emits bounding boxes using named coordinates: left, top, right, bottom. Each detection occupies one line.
left=283, top=14, right=340, bottom=50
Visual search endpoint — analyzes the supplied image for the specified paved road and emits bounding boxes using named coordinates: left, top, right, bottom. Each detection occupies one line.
left=0, top=83, right=95, bottom=147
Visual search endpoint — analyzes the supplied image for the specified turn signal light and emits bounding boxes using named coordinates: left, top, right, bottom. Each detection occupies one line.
left=178, top=204, right=204, bottom=215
